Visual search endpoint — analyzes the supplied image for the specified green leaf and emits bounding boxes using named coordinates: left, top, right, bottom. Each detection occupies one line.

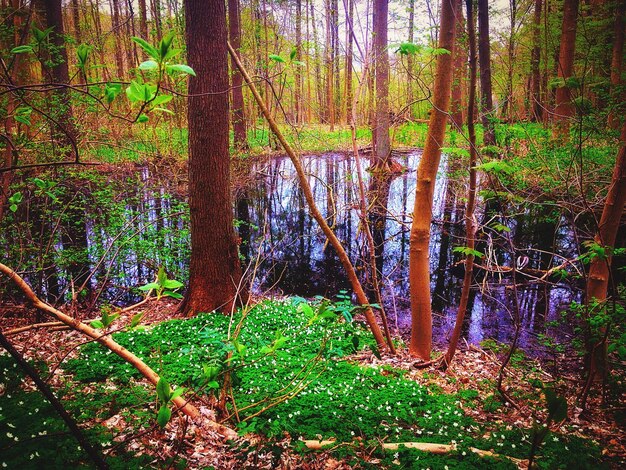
left=292, top=60, right=306, bottom=67
left=157, top=405, right=172, bottom=428
left=165, top=64, right=196, bottom=76
left=159, top=31, right=176, bottom=60
left=151, top=94, right=173, bottom=106
left=76, top=44, right=91, bottom=69
left=132, top=36, right=160, bottom=60
left=171, top=387, right=185, bottom=401
left=476, top=160, right=514, bottom=175
left=162, top=48, right=183, bottom=61
left=9, top=204, right=17, bottom=213
left=297, top=303, right=315, bottom=318
left=138, top=60, right=159, bottom=71
left=90, top=320, right=104, bottom=329
left=162, top=279, right=183, bottom=289
left=453, top=246, right=484, bottom=258
left=153, top=107, right=175, bottom=115
left=290, top=47, right=297, bottom=60
left=156, top=377, right=171, bottom=404
left=104, top=83, right=122, bottom=104
left=130, top=312, right=145, bottom=327
left=163, top=291, right=183, bottom=299
left=11, top=45, right=33, bottom=54
left=139, top=282, right=160, bottom=291
left=268, top=54, right=285, bottom=63
left=395, top=42, right=421, bottom=55
left=137, top=114, right=149, bottom=123
left=31, top=26, right=53, bottom=43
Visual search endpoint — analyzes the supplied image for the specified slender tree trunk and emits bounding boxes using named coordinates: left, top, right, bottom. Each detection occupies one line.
left=229, top=43, right=388, bottom=350
left=311, top=1, right=323, bottom=117
left=608, top=0, right=625, bottom=129
left=477, top=0, right=494, bottom=145
left=71, top=0, right=81, bottom=42
left=409, top=0, right=458, bottom=360
left=229, top=0, right=247, bottom=149
left=325, top=0, right=335, bottom=128
left=407, top=0, right=415, bottom=116
left=502, top=0, right=516, bottom=122
left=111, top=0, right=125, bottom=77
left=443, top=0, right=477, bottom=369
left=151, top=0, right=162, bottom=39
left=450, top=0, right=466, bottom=129
left=344, top=0, right=354, bottom=124
left=180, top=0, right=244, bottom=315
left=138, top=0, right=148, bottom=38
left=583, top=122, right=626, bottom=395
left=373, top=0, right=390, bottom=165
left=553, top=0, right=579, bottom=141
left=295, top=0, right=302, bottom=124
left=530, top=0, right=543, bottom=122
left=43, top=0, right=78, bottom=159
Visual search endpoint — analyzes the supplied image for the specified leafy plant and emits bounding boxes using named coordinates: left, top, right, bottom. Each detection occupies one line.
left=138, top=266, right=184, bottom=300
left=155, top=377, right=185, bottom=428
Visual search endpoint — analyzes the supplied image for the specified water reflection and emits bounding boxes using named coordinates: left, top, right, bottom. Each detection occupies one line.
left=1, top=153, right=582, bottom=354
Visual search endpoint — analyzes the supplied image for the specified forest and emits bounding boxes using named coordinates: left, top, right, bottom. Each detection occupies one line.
left=0, top=0, right=625, bottom=468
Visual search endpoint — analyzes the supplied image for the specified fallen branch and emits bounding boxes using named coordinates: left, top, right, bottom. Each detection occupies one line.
left=301, top=439, right=526, bottom=466
left=0, top=263, right=237, bottom=440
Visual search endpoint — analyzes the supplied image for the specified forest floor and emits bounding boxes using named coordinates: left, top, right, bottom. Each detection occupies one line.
left=1, top=297, right=624, bottom=469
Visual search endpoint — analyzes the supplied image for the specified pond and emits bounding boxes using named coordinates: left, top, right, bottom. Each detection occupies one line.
left=1, top=151, right=582, bottom=355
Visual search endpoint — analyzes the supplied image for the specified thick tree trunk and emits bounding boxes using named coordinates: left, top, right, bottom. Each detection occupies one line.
left=443, top=0, right=477, bottom=369
left=373, top=0, right=390, bottom=165
left=228, top=0, right=247, bottom=149
left=325, top=0, right=336, bottom=128
left=181, top=0, right=244, bottom=315
left=477, top=0, right=494, bottom=145
left=450, top=0, right=466, bottom=129
left=608, top=0, right=625, bottom=129
left=409, top=0, right=458, bottom=360
left=70, top=0, right=80, bottom=43
left=530, top=0, right=543, bottom=122
left=110, top=0, right=125, bottom=77
left=553, top=0, right=579, bottom=140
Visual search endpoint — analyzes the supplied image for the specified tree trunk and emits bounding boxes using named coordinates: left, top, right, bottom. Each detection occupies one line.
left=138, top=0, right=148, bottom=38
left=407, top=0, right=415, bottom=114
left=553, top=0, right=579, bottom=141
left=71, top=0, right=81, bottom=43
left=502, top=0, right=516, bottom=122
left=530, top=0, right=543, bottom=122
left=310, top=1, right=323, bottom=118
left=608, top=0, right=625, bottom=130
left=43, top=0, right=78, bottom=159
left=344, top=0, right=354, bottom=124
left=584, top=121, right=626, bottom=391
left=325, top=0, right=335, bottom=128
left=443, top=0, right=477, bottom=369
left=409, top=0, right=458, bottom=360
left=450, top=0, right=466, bottom=129
left=181, top=0, right=244, bottom=315
left=295, top=0, right=302, bottom=124
left=373, top=0, right=390, bottom=165
left=228, top=0, right=248, bottom=149
left=111, top=0, right=125, bottom=78
left=477, top=0, right=494, bottom=145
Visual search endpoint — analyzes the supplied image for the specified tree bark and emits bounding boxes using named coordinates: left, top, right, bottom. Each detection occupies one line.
left=450, top=0, right=466, bottom=129
left=71, top=0, right=81, bottom=43
left=181, top=0, right=244, bottom=315
left=608, top=0, right=625, bottom=130
left=477, top=0, right=494, bottom=145
left=443, top=0, right=477, bottom=369
left=373, top=0, right=390, bottom=165
left=228, top=0, right=248, bottom=149
left=138, top=0, right=148, bottom=38
left=583, top=122, right=626, bottom=389
left=530, top=0, right=543, bottom=121
left=295, top=0, right=302, bottom=124
left=409, top=0, right=458, bottom=360
left=553, top=0, right=579, bottom=141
